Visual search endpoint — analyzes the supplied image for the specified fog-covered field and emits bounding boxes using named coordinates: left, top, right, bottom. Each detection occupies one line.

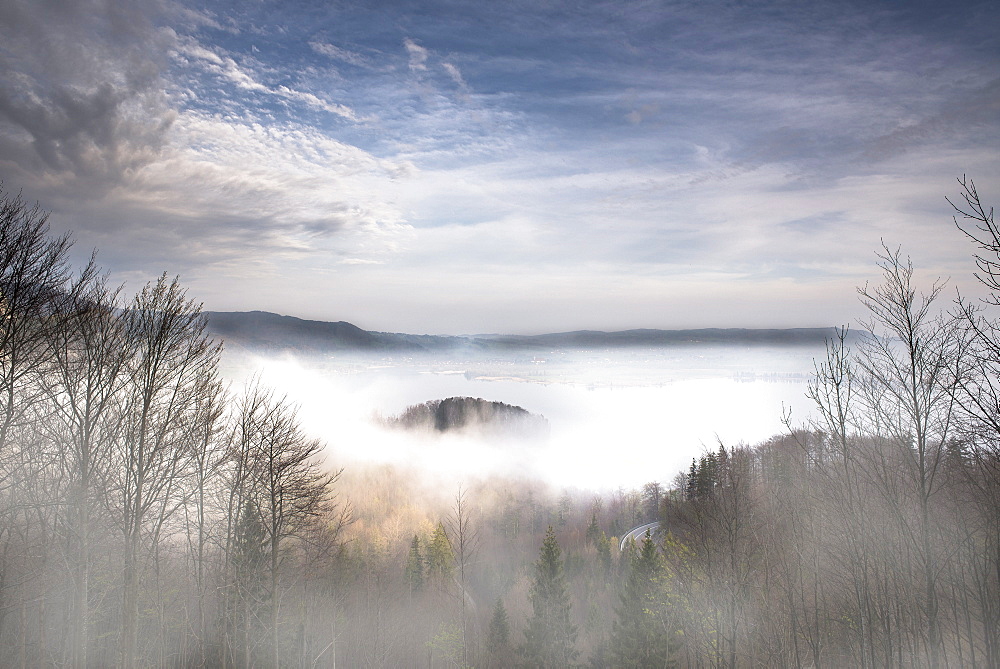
left=229, top=344, right=822, bottom=489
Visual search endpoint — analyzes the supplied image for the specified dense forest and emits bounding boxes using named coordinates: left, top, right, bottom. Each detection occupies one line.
left=0, top=178, right=997, bottom=668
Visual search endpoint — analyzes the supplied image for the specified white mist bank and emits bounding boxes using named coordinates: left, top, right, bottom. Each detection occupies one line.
left=221, top=346, right=821, bottom=490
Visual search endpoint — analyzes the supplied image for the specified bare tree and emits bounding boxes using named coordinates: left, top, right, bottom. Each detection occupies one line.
left=855, top=245, right=962, bottom=668
left=219, top=375, right=272, bottom=668
left=949, top=176, right=998, bottom=303
left=178, top=368, right=226, bottom=668
left=113, top=273, right=220, bottom=668
left=0, top=188, right=82, bottom=663
left=946, top=176, right=1000, bottom=664
left=226, top=380, right=340, bottom=667
left=448, top=485, right=480, bottom=666
left=802, top=327, right=891, bottom=667
left=641, top=481, right=663, bottom=521
left=0, top=187, right=73, bottom=456
left=45, top=269, right=134, bottom=667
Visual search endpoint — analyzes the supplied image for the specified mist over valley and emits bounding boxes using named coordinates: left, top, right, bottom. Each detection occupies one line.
left=213, top=314, right=826, bottom=490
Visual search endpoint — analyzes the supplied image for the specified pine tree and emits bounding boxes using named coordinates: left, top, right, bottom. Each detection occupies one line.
left=426, top=521, right=454, bottom=582
left=716, top=443, right=730, bottom=488
left=695, top=452, right=718, bottom=499
left=521, top=526, right=578, bottom=668
left=596, top=531, right=613, bottom=577
left=486, top=597, right=512, bottom=667
left=610, top=530, right=677, bottom=667
left=685, top=459, right=698, bottom=501
left=234, top=500, right=267, bottom=576
left=404, top=534, right=424, bottom=595
left=586, top=512, right=601, bottom=547
left=231, top=500, right=267, bottom=667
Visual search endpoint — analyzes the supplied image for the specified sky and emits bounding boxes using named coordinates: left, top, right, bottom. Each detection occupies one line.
left=0, top=0, right=998, bottom=335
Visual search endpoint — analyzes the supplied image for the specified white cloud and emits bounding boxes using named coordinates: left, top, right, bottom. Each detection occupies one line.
left=309, top=41, right=373, bottom=68
left=173, top=39, right=226, bottom=66
left=442, top=62, right=467, bottom=88
left=404, top=38, right=429, bottom=72
left=173, top=6, right=232, bottom=33
left=274, top=85, right=359, bottom=121
left=36, top=108, right=418, bottom=288
left=173, top=38, right=360, bottom=121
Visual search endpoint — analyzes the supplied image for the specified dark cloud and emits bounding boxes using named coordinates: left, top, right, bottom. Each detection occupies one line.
left=0, top=0, right=176, bottom=195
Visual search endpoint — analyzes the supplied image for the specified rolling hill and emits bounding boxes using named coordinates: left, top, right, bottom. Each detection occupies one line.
left=204, top=310, right=853, bottom=354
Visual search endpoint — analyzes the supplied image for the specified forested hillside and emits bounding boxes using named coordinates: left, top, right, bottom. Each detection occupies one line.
left=0, top=179, right=997, bottom=668
left=381, top=396, right=550, bottom=438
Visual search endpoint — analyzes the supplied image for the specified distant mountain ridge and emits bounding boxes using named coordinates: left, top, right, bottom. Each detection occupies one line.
left=205, top=310, right=464, bottom=353
left=205, top=310, right=852, bottom=354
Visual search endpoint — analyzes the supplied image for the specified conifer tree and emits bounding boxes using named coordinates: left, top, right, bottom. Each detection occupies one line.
left=716, top=444, right=730, bottom=487
left=231, top=500, right=267, bottom=666
left=610, top=530, right=676, bottom=667
left=426, top=521, right=454, bottom=582
left=521, top=526, right=577, bottom=668
left=586, top=512, right=601, bottom=546
left=692, top=452, right=719, bottom=499
left=486, top=597, right=512, bottom=667
left=596, top=531, right=613, bottom=577
left=685, top=459, right=698, bottom=501
left=404, top=534, right=424, bottom=595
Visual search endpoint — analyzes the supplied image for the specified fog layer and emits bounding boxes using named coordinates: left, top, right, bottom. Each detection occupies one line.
left=232, top=346, right=820, bottom=490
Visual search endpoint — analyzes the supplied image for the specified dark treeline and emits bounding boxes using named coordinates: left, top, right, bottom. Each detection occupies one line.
left=381, top=396, right=550, bottom=438
left=0, top=178, right=998, bottom=668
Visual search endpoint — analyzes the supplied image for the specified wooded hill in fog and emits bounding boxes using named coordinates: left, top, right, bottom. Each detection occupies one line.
left=380, top=396, right=551, bottom=438
left=206, top=309, right=854, bottom=355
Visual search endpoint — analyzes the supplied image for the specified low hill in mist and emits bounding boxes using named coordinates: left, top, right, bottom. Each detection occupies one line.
left=380, top=396, right=550, bottom=439
left=205, top=310, right=469, bottom=353
left=479, top=328, right=846, bottom=348
left=205, top=311, right=852, bottom=354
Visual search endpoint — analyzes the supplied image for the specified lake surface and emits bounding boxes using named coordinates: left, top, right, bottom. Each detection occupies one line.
left=226, top=345, right=824, bottom=490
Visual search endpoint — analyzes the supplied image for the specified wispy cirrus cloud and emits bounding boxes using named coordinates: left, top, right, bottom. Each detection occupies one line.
left=403, top=37, right=429, bottom=72
left=309, top=41, right=377, bottom=69
left=172, top=37, right=361, bottom=121
left=442, top=62, right=467, bottom=89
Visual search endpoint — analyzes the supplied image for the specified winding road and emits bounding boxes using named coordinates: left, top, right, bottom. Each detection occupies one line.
left=619, top=521, right=660, bottom=551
